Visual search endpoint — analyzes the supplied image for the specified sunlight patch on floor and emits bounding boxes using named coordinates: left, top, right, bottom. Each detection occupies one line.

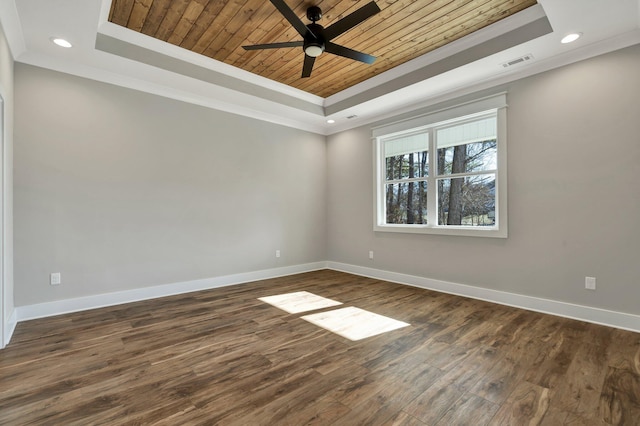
left=301, top=306, right=410, bottom=341
left=258, top=291, right=342, bottom=314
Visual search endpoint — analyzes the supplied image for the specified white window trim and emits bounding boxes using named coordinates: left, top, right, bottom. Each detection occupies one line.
left=373, top=93, right=508, bottom=238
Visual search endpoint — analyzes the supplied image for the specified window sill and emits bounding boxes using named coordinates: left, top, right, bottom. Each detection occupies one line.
left=373, top=224, right=507, bottom=238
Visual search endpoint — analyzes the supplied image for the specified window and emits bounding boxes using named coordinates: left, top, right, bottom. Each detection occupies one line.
left=374, top=94, right=507, bottom=237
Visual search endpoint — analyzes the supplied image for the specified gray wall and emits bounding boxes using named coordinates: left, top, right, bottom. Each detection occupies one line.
left=327, top=44, right=640, bottom=315
left=0, top=20, right=15, bottom=344
left=13, top=44, right=640, bottom=317
left=14, top=64, right=327, bottom=306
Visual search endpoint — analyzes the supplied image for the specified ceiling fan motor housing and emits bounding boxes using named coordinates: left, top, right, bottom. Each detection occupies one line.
left=304, top=22, right=325, bottom=57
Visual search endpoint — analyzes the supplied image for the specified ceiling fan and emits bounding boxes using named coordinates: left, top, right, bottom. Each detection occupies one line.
left=242, top=0, right=381, bottom=78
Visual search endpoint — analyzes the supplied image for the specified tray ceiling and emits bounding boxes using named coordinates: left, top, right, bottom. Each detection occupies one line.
left=5, top=0, right=638, bottom=134
left=108, top=0, right=538, bottom=97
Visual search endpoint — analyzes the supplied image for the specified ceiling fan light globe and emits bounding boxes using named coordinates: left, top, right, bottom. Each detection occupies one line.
left=305, top=45, right=324, bottom=57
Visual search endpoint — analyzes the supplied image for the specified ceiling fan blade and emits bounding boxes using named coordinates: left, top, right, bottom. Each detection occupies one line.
left=302, top=54, right=316, bottom=78
left=325, top=42, right=376, bottom=64
left=243, top=41, right=304, bottom=50
left=270, top=0, right=316, bottom=39
left=323, top=1, right=381, bottom=41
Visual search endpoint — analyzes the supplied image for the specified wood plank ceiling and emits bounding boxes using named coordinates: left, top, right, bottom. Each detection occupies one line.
left=109, top=0, right=538, bottom=98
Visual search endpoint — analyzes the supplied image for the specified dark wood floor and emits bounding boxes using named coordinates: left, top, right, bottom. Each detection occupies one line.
left=1, top=270, right=639, bottom=425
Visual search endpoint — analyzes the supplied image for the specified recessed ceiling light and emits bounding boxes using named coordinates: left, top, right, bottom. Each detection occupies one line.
left=561, top=33, right=582, bottom=44
left=51, top=38, right=72, bottom=48
left=327, top=119, right=335, bottom=124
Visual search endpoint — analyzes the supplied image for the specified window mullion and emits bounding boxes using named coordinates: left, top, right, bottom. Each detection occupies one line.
left=435, top=169, right=497, bottom=180
left=426, top=128, right=437, bottom=226
left=385, top=177, right=428, bottom=185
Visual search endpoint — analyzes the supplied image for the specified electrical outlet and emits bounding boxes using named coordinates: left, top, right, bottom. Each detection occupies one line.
left=585, top=276, right=596, bottom=290
left=275, top=250, right=281, bottom=258
left=50, top=272, right=61, bottom=286
left=369, top=251, right=374, bottom=260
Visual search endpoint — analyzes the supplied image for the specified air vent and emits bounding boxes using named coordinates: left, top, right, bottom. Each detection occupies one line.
left=346, top=115, right=358, bottom=119
left=501, top=54, right=534, bottom=68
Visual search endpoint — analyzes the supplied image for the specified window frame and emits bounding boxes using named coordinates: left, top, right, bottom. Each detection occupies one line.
left=373, top=94, right=508, bottom=238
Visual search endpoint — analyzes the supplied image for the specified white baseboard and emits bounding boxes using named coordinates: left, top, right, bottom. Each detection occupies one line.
left=327, top=262, right=640, bottom=333
left=17, top=262, right=328, bottom=322
left=12, top=260, right=640, bottom=340
left=3, top=308, right=17, bottom=348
